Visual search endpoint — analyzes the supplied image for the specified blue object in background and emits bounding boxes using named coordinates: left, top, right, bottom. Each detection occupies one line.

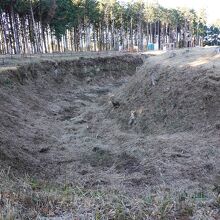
left=147, top=43, right=154, bottom=50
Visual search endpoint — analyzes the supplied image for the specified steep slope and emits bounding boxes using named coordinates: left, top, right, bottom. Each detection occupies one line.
left=0, top=55, right=143, bottom=174
left=108, top=48, right=220, bottom=134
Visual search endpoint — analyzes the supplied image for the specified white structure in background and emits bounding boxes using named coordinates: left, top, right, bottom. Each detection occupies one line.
left=154, top=43, right=159, bottom=50
left=119, top=45, right=123, bottom=52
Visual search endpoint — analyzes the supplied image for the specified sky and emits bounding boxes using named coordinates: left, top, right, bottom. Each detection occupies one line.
left=155, top=0, right=220, bottom=24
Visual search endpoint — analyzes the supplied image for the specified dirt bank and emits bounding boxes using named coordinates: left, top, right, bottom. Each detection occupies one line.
left=0, top=54, right=143, bottom=174
left=108, top=48, right=220, bottom=135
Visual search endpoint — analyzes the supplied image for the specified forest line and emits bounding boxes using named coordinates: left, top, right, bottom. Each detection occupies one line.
left=0, top=0, right=212, bottom=54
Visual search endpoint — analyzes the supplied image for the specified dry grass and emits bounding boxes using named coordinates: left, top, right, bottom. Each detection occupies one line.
left=0, top=51, right=136, bottom=72
left=112, top=46, right=220, bottom=135
left=0, top=168, right=219, bottom=219
left=148, top=47, right=220, bottom=69
left=0, top=47, right=220, bottom=219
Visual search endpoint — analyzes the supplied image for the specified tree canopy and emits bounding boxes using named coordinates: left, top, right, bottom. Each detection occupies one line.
left=0, top=0, right=214, bottom=54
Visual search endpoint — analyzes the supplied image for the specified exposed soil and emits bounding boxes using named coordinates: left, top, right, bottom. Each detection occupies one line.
left=0, top=49, right=220, bottom=219
left=0, top=54, right=143, bottom=174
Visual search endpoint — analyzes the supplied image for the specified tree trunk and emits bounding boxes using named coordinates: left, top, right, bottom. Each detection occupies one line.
left=86, top=23, right=91, bottom=51
left=130, top=17, right=133, bottom=50
left=158, top=21, right=161, bottom=50
left=79, top=24, right=83, bottom=51
left=0, top=13, right=9, bottom=54
left=11, top=7, right=20, bottom=54
left=30, top=0, right=40, bottom=53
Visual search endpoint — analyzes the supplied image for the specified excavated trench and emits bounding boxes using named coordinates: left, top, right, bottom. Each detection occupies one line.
left=0, top=53, right=219, bottom=189
left=0, top=55, right=144, bottom=180
left=0, top=50, right=220, bottom=218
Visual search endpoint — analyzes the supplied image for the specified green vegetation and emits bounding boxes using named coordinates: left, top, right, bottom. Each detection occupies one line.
left=0, top=0, right=213, bottom=54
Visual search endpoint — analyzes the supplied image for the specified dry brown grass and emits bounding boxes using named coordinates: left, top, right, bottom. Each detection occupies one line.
left=0, top=48, right=220, bottom=219
left=0, top=51, right=136, bottom=73
left=0, top=168, right=219, bottom=219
